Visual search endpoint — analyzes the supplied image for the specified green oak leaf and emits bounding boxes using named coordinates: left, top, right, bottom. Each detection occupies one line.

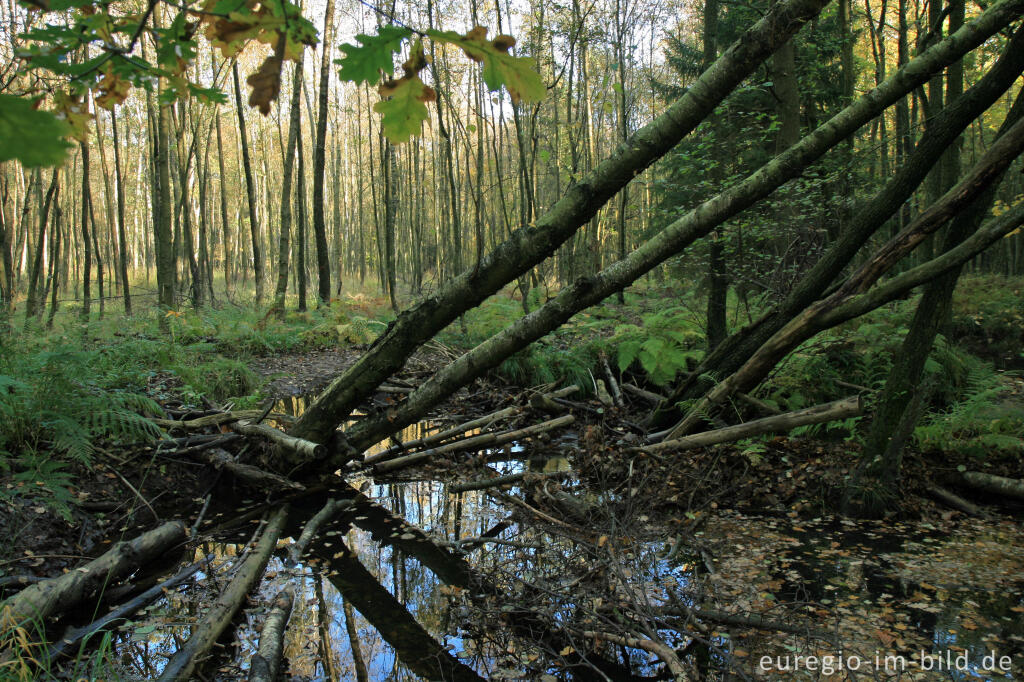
left=336, top=25, right=411, bottom=87
left=374, top=75, right=431, bottom=144
left=0, top=94, right=73, bottom=167
left=427, top=27, right=544, bottom=104
left=481, top=51, right=544, bottom=103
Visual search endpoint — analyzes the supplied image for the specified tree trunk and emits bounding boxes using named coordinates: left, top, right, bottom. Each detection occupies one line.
left=79, top=142, right=93, bottom=321
left=651, top=23, right=1024, bottom=427
left=271, top=61, right=304, bottom=317
left=848, top=87, right=1021, bottom=516
left=297, top=121, right=309, bottom=312
left=248, top=586, right=295, bottom=682
left=111, top=108, right=132, bottom=315
left=2, top=521, right=185, bottom=627
left=155, top=101, right=176, bottom=323
left=324, top=6, right=1021, bottom=462
left=157, top=507, right=287, bottom=682
left=311, top=0, right=335, bottom=305
left=24, top=169, right=58, bottom=323
left=233, top=62, right=265, bottom=304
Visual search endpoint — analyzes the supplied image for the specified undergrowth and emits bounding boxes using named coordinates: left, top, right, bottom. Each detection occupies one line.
left=0, top=294, right=394, bottom=516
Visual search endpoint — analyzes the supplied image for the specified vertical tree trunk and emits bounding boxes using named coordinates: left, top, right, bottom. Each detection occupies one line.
left=111, top=108, right=132, bottom=315
left=704, top=0, right=728, bottom=351
left=297, top=121, right=309, bottom=313
left=312, top=0, right=335, bottom=305
left=24, top=169, right=58, bottom=323
left=45, top=205, right=62, bottom=329
left=214, top=109, right=232, bottom=298
left=0, top=176, right=13, bottom=313
left=79, top=142, right=93, bottom=321
left=271, top=60, right=303, bottom=317
left=383, top=140, right=399, bottom=313
left=155, top=100, right=176, bottom=323
left=233, top=62, right=265, bottom=303
left=89, top=183, right=104, bottom=318
left=614, top=0, right=631, bottom=305
left=198, top=132, right=214, bottom=305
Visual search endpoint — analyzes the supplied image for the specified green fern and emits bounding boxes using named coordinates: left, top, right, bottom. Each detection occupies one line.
left=913, top=361, right=1024, bottom=457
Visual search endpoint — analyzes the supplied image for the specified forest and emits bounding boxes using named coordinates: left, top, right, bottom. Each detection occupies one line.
left=0, top=0, right=1023, bottom=677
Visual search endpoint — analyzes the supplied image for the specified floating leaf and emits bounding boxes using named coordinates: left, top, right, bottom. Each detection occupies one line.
left=0, top=94, right=72, bottom=166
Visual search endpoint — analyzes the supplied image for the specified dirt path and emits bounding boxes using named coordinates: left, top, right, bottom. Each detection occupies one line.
left=248, top=349, right=360, bottom=398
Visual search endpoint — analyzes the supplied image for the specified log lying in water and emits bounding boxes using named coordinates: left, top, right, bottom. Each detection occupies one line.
left=1, top=521, right=186, bottom=629
left=157, top=506, right=289, bottom=682
left=960, top=471, right=1024, bottom=501
left=372, top=414, right=575, bottom=474
left=248, top=585, right=295, bottom=682
left=287, top=497, right=353, bottom=565
left=47, top=561, right=203, bottom=661
left=449, top=470, right=572, bottom=493
left=641, top=396, right=861, bottom=454
left=366, top=385, right=578, bottom=465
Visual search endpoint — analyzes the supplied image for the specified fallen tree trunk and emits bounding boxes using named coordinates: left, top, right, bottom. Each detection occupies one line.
left=336, top=2, right=1020, bottom=464
left=153, top=410, right=287, bottom=430
left=287, top=0, right=836, bottom=448
left=371, top=414, right=575, bottom=474
left=960, top=471, right=1024, bottom=501
left=231, top=420, right=326, bottom=460
left=622, top=383, right=666, bottom=404
left=449, top=470, right=572, bottom=493
left=287, top=497, right=353, bottom=565
left=202, top=448, right=305, bottom=491
left=602, top=358, right=624, bottom=407
left=925, top=484, right=986, bottom=517
left=157, top=506, right=289, bottom=682
left=667, top=112, right=1024, bottom=439
left=650, top=23, right=1024, bottom=428
left=248, top=585, right=295, bottom=682
left=1, top=521, right=185, bottom=628
left=641, top=397, right=861, bottom=454
left=47, top=561, right=203, bottom=661
left=366, top=405, right=525, bottom=464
